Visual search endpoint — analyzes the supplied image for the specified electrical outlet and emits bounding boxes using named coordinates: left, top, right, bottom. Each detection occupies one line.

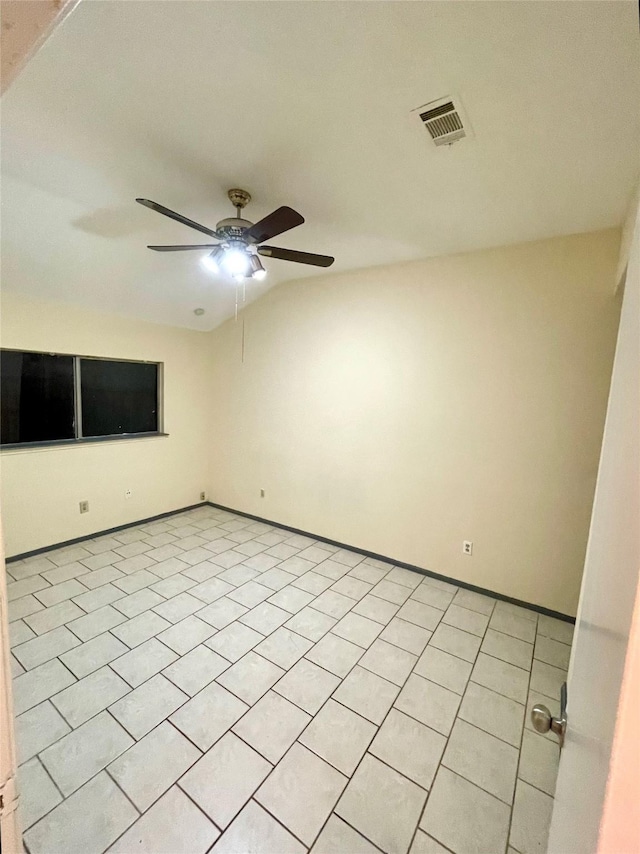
left=79, top=500, right=89, bottom=514
left=260, top=489, right=265, bottom=498
left=463, top=540, right=473, bottom=555
left=125, top=489, right=132, bottom=500
left=200, top=491, right=206, bottom=501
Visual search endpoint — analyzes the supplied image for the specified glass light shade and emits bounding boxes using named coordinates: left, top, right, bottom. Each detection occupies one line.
left=249, top=255, right=267, bottom=280
left=201, top=246, right=223, bottom=273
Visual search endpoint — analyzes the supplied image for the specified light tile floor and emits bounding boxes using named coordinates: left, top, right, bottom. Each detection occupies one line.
left=7, top=506, right=572, bottom=854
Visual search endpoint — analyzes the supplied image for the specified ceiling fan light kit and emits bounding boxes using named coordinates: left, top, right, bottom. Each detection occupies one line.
left=136, top=188, right=334, bottom=282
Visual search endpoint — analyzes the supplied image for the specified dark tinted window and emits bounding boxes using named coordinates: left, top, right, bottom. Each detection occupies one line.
left=80, top=359, right=157, bottom=437
left=0, top=351, right=75, bottom=445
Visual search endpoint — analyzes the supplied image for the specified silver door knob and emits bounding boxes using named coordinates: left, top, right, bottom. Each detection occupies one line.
left=531, top=705, right=558, bottom=732
left=531, top=683, right=567, bottom=747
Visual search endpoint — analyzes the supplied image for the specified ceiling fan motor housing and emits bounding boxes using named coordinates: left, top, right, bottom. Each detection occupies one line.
left=215, top=216, right=253, bottom=241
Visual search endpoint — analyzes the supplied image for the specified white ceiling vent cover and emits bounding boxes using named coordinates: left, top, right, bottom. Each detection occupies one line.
left=412, top=96, right=472, bottom=147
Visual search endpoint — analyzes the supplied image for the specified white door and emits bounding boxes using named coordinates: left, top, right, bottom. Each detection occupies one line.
left=546, top=205, right=639, bottom=853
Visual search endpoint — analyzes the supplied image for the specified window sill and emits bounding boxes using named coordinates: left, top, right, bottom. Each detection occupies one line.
left=0, top=432, right=169, bottom=452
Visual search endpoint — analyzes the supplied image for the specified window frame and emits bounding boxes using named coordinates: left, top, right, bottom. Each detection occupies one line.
left=0, top=348, right=166, bottom=450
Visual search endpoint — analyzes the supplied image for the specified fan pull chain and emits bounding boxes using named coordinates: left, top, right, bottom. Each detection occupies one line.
left=235, top=281, right=238, bottom=321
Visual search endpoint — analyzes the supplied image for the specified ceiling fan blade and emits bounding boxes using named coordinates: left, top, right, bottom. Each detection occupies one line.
left=258, top=245, right=335, bottom=267
left=136, top=198, right=219, bottom=239
left=245, top=206, right=304, bottom=245
left=148, top=244, right=219, bottom=251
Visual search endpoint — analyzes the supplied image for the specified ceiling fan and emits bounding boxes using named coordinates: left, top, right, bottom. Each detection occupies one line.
left=136, top=189, right=334, bottom=281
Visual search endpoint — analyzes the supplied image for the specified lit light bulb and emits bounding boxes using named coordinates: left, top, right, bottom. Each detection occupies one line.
left=222, top=247, right=250, bottom=279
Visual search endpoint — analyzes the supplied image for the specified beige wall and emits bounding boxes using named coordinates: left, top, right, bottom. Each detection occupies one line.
left=0, top=230, right=621, bottom=613
left=208, top=229, right=621, bottom=616
left=0, top=293, right=211, bottom=556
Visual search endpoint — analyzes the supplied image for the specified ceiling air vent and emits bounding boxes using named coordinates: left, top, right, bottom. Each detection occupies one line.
left=413, top=96, right=471, bottom=147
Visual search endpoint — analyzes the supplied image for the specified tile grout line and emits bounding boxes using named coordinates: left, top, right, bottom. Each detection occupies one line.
left=438, top=716, right=521, bottom=805
left=323, top=812, right=388, bottom=854
left=505, top=622, right=538, bottom=853
left=34, top=754, right=66, bottom=804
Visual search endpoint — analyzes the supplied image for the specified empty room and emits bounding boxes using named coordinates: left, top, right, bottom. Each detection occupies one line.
left=0, top=2, right=638, bottom=853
